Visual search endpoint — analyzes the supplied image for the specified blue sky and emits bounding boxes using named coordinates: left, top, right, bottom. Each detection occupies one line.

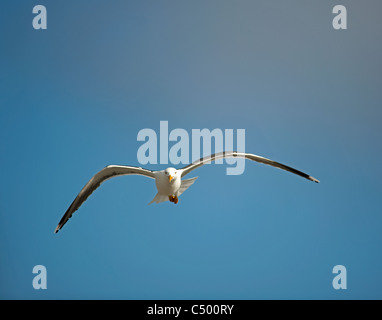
left=1, top=0, right=381, bottom=299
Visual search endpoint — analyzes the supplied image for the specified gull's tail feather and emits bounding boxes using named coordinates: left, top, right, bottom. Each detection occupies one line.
left=148, top=193, right=169, bottom=205
left=177, top=177, right=198, bottom=196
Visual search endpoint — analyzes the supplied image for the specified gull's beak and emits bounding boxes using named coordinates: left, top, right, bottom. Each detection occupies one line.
left=169, top=175, right=173, bottom=182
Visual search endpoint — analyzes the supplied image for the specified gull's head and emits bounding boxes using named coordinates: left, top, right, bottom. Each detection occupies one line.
left=164, top=167, right=180, bottom=183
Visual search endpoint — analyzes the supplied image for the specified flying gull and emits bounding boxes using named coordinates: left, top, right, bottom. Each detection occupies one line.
left=54, top=151, right=319, bottom=233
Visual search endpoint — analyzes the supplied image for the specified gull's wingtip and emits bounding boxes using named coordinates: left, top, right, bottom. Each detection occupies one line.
left=310, top=176, right=320, bottom=183
left=54, top=226, right=60, bottom=234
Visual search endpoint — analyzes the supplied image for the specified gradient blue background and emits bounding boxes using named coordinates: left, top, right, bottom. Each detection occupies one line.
left=1, top=0, right=381, bottom=299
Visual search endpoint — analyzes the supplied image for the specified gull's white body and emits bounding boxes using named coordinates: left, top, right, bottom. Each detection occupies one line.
left=150, top=168, right=197, bottom=204
left=154, top=169, right=182, bottom=197
left=55, top=151, right=319, bottom=233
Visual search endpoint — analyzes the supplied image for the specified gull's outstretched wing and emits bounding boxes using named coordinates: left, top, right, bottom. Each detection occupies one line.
left=180, top=151, right=319, bottom=183
left=55, top=165, right=155, bottom=233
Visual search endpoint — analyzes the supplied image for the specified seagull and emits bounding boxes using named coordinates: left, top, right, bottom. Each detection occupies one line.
left=54, top=151, right=319, bottom=233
